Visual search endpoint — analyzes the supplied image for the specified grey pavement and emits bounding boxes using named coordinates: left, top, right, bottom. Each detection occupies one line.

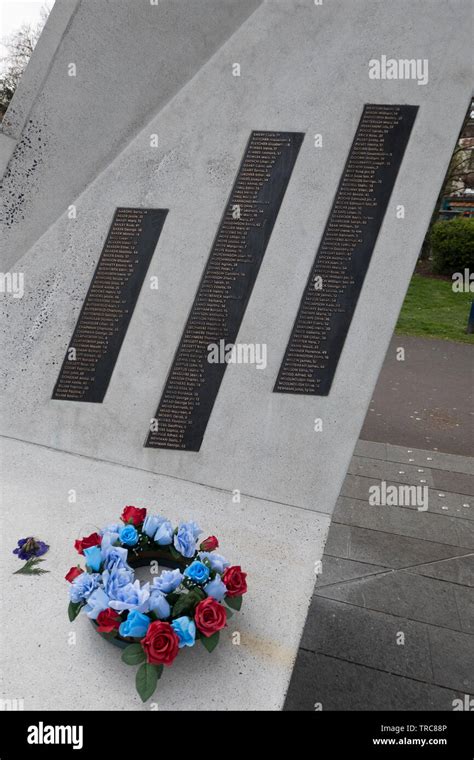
left=360, top=336, right=473, bottom=457
left=285, top=440, right=474, bottom=710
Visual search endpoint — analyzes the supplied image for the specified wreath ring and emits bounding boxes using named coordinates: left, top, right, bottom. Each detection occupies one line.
left=66, top=506, right=248, bottom=701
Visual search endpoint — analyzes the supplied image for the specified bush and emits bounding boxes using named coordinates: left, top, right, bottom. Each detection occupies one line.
left=430, top=217, right=474, bottom=275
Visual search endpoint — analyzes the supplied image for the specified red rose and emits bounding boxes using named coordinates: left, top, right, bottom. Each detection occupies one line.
left=222, top=566, right=247, bottom=598
left=97, top=608, right=121, bottom=633
left=141, top=621, right=179, bottom=666
left=121, top=506, right=147, bottom=526
left=199, top=535, right=219, bottom=552
left=74, top=532, right=102, bottom=555
left=194, top=598, right=227, bottom=637
left=65, top=566, right=83, bottom=583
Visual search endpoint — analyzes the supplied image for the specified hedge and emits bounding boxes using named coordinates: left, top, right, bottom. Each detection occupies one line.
left=430, top=217, right=474, bottom=275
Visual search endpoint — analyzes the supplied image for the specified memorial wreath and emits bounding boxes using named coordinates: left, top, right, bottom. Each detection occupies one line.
left=66, top=506, right=247, bottom=701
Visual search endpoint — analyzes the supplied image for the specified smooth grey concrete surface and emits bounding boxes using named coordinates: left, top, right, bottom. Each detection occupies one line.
left=0, top=436, right=329, bottom=711
left=360, top=335, right=474, bottom=456
left=1, top=1, right=471, bottom=520
left=0, top=0, right=262, bottom=265
left=285, top=443, right=474, bottom=710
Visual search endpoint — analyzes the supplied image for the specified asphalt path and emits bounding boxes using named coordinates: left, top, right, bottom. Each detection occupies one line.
left=360, top=335, right=473, bottom=456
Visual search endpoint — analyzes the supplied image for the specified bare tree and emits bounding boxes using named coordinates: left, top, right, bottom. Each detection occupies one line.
left=0, top=4, right=51, bottom=120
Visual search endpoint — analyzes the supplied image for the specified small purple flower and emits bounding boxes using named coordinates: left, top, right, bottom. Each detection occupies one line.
left=13, top=537, right=49, bottom=561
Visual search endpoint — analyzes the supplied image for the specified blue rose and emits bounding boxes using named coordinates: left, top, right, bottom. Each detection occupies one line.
left=204, top=573, right=227, bottom=601
left=99, top=523, right=122, bottom=536
left=102, top=566, right=134, bottom=599
left=109, top=580, right=150, bottom=613
left=154, top=520, right=174, bottom=545
left=69, top=572, right=101, bottom=603
left=102, top=545, right=131, bottom=571
left=149, top=590, right=171, bottom=619
left=83, top=545, right=102, bottom=572
left=143, top=514, right=166, bottom=538
left=174, top=522, right=200, bottom=558
left=84, top=588, right=110, bottom=619
left=198, top=552, right=230, bottom=575
left=119, top=610, right=151, bottom=638
left=119, top=525, right=139, bottom=547
left=171, top=616, right=196, bottom=648
left=100, top=530, right=120, bottom=553
left=152, top=569, right=183, bottom=594
left=184, top=560, right=210, bottom=585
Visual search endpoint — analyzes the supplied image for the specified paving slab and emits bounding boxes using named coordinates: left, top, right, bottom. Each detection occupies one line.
left=347, top=456, right=435, bottom=487
left=340, top=474, right=474, bottom=519
left=284, top=651, right=460, bottom=711
left=430, top=470, right=474, bottom=498
left=385, top=445, right=474, bottom=476
left=314, top=571, right=465, bottom=631
left=453, top=586, right=474, bottom=634
left=334, top=496, right=474, bottom=549
left=324, top=523, right=465, bottom=569
left=301, top=597, right=474, bottom=693
left=301, top=597, right=433, bottom=682
left=427, top=627, right=474, bottom=693
left=315, top=556, right=389, bottom=588
left=410, top=556, right=474, bottom=587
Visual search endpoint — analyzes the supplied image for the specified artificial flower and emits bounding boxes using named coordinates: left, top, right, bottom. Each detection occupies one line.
left=141, top=621, right=180, bottom=666
left=13, top=537, right=49, bottom=560
left=119, top=525, right=139, bottom=547
left=194, top=597, right=227, bottom=637
left=200, top=536, right=219, bottom=552
left=171, top=616, right=196, bottom=648
left=184, top=560, right=210, bottom=585
left=119, top=610, right=151, bottom=638
left=222, top=566, right=247, bottom=597
left=121, top=506, right=146, bottom=526
left=74, top=532, right=101, bottom=555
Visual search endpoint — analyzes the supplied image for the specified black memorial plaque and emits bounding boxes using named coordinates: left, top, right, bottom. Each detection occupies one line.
left=274, top=104, right=417, bottom=396
left=52, top=208, right=167, bottom=402
left=146, top=130, right=304, bottom=451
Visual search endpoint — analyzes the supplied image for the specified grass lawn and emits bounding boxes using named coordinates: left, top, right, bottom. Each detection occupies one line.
left=395, top=274, right=474, bottom=344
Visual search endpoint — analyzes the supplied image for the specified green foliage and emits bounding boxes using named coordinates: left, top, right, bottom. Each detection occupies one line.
left=13, top=557, right=48, bottom=576
left=136, top=662, right=163, bottom=702
left=68, top=600, right=84, bottom=622
left=200, top=631, right=220, bottom=653
left=225, top=595, right=242, bottom=611
left=122, top=644, right=146, bottom=666
left=430, top=218, right=474, bottom=275
left=171, top=588, right=205, bottom=619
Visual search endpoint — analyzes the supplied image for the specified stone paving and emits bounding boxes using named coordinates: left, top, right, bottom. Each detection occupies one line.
left=285, top=440, right=474, bottom=710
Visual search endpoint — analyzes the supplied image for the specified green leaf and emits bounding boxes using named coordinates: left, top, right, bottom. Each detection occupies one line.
left=225, top=595, right=243, bottom=611
left=200, top=631, right=219, bottom=653
left=224, top=607, right=233, bottom=619
left=68, top=600, right=84, bottom=622
left=122, top=643, right=146, bottom=666
left=171, top=593, right=194, bottom=618
left=136, top=663, right=160, bottom=702
left=99, top=631, right=118, bottom=641
left=171, top=587, right=205, bottom=618
left=169, top=545, right=181, bottom=560
left=14, top=558, right=49, bottom=576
